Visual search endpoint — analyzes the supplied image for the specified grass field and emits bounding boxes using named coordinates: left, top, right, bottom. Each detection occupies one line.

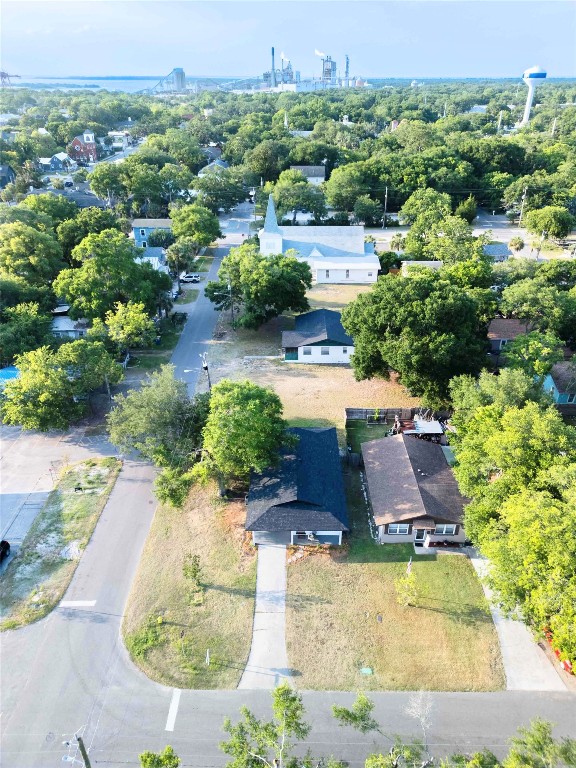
left=285, top=469, right=504, bottom=691
left=347, top=420, right=393, bottom=453
left=175, top=288, right=199, bottom=305
left=123, top=482, right=257, bottom=689
left=0, top=458, right=121, bottom=630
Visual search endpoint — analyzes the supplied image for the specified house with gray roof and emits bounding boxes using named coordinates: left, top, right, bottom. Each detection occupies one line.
left=483, top=242, right=512, bottom=262
left=132, top=218, right=172, bottom=248
left=259, top=195, right=380, bottom=284
left=362, top=434, right=466, bottom=549
left=282, top=309, right=353, bottom=364
left=289, top=165, right=326, bottom=185
left=246, top=427, right=349, bottom=546
left=0, top=164, right=15, bottom=189
left=197, top=158, right=229, bottom=177
left=544, top=361, right=576, bottom=405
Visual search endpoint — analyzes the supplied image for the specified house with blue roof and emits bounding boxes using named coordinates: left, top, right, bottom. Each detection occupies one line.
left=259, top=195, right=380, bottom=284
left=246, top=427, right=349, bottom=546
left=281, top=309, right=353, bottom=364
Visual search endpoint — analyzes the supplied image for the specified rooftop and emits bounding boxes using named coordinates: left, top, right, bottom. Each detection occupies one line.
left=246, top=427, right=349, bottom=533
left=282, top=309, right=353, bottom=348
left=362, top=434, right=465, bottom=526
left=290, top=165, right=326, bottom=178
left=132, top=218, right=173, bottom=229
left=487, top=318, right=527, bottom=341
left=550, top=361, right=576, bottom=393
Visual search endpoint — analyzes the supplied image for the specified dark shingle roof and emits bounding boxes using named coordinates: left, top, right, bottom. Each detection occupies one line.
left=487, top=318, right=526, bottom=341
left=246, top=427, right=349, bottom=532
left=282, top=309, right=353, bottom=348
left=362, top=434, right=465, bottom=526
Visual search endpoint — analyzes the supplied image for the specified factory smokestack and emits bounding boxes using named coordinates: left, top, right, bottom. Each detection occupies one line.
left=271, top=47, right=276, bottom=87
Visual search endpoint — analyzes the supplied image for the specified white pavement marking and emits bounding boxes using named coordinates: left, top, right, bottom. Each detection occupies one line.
left=165, top=689, right=181, bottom=732
left=60, top=600, right=97, bottom=608
left=469, top=551, right=566, bottom=691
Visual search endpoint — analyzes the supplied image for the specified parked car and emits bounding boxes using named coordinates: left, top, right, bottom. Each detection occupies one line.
left=180, top=273, right=201, bottom=283
left=0, top=540, right=10, bottom=563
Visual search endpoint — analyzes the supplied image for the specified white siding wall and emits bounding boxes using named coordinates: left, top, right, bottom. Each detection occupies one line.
left=315, top=268, right=377, bottom=284
left=307, top=176, right=324, bottom=186
left=297, top=345, right=353, bottom=364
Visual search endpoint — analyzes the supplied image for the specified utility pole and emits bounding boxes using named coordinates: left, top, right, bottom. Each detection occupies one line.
left=551, top=117, right=557, bottom=137
left=76, top=736, right=92, bottom=768
left=518, top=187, right=528, bottom=226
left=497, top=110, right=503, bottom=133
left=199, top=353, right=211, bottom=391
left=228, top=282, right=234, bottom=327
left=382, top=186, right=388, bottom=229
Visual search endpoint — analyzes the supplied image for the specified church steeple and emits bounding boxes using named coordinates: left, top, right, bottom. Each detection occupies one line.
left=264, top=194, right=281, bottom=233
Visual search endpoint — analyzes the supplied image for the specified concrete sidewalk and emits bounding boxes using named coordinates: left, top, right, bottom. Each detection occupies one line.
left=469, top=552, right=566, bottom=691
left=238, top=544, right=293, bottom=689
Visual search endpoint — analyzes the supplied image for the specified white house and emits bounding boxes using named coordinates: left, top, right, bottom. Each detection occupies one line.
left=107, top=131, right=131, bottom=150
left=259, top=196, right=380, bottom=284
left=52, top=316, right=89, bottom=339
left=289, top=165, right=326, bottom=185
left=282, top=309, right=353, bottom=364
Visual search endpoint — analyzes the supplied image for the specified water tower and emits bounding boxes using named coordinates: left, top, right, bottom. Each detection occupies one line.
left=520, top=65, right=546, bottom=125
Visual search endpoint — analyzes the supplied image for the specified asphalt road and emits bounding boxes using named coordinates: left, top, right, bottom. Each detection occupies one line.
left=2, top=240, right=576, bottom=768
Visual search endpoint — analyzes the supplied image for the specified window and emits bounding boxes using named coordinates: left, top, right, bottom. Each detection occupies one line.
left=321, top=347, right=329, bottom=355
left=343, top=347, right=348, bottom=354
left=346, top=269, right=350, bottom=279
left=325, top=270, right=330, bottom=278
left=387, top=523, right=410, bottom=535
left=140, top=229, right=146, bottom=237
left=434, top=524, right=457, bottom=535
left=142, top=241, right=147, bottom=248
left=302, top=347, right=312, bottom=356
left=568, top=393, right=576, bottom=403
left=368, top=272, right=373, bottom=277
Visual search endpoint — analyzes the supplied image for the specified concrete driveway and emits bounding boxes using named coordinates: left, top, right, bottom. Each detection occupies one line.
left=239, top=545, right=293, bottom=689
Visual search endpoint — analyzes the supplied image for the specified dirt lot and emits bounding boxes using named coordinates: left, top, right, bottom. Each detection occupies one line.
left=201, top=284, right=419, bottom=443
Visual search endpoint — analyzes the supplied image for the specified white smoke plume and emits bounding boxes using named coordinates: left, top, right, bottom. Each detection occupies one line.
left=314, top=49, right=325, bottom=57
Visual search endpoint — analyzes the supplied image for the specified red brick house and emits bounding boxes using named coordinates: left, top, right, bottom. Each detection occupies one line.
left=68, top=129, right=97, bottom=163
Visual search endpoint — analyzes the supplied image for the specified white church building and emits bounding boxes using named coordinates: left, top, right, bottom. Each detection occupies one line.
left=259, top=196, right=380, bottom=284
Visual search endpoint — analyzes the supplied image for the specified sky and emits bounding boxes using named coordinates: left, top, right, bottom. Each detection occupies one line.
left=2, top=0, right=576, bottom=79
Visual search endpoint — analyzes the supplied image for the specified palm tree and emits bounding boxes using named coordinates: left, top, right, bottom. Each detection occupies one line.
left=390, top=233, right=406, bottom=253
left=509, top=236, right=525, bottom=253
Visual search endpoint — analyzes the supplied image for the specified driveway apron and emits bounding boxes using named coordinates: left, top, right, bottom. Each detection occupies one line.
left=238, top=544, right=292, bottom=689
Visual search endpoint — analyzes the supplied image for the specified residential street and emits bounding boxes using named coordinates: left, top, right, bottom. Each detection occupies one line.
left=1, top=232, right=575, bottom=768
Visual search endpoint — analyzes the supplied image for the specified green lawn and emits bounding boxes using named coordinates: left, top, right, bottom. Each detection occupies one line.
left=0, top=459, right=121, bottom=630
left=123, top=482, right=257, bottom=689
left=346, top=420, right=392, bottom=453
left=285, top=466, right=504, bottom=691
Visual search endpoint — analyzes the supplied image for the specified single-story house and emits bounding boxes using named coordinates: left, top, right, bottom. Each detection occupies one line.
left=483, top=243, right=512, bottom=262
left=246, top=427, right=349, bottom=546
left=544, top=361, right=576, bottom=404
left=289, top=165, right=326, bottom=186
left=487, top=318, right=526, bottom=353
left=197, top=158, right=229, bottom=177
left=362, top=434, right=467, bottom=548
left=259, top=195, right=380, bottom=284
left=0, top=164, right=16, bottom=189
left=281, top=309, right=353, bottom=364
left=136, top=246, right=170, bottom=274
left=132, top=218, right=173, bottom=248
left=401, top=260, right=443, bottom=276
left=52, top=316, right=90, bottom=339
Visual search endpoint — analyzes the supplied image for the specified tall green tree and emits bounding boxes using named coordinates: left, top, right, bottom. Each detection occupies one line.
left=342, top=272, right=486, bottom=406
left=101, top=301, right=156, bottom=355
left=139, top=745, right=180, bottom=768
left=56, top=207, right=121, bottom=263
left=195, top=379, right=289, bottom=489
left=399, top=188, right=452, bottom=225
left=170, top=204, right=222, bottom=250
left=0, top=302, right=52, bottom=366
left=503, top=331, right=564, bottom=379
left=20, top=192, right=78, bottom=226
left=0, top=222, right=65, bottom=284
left=524, top=205, right=574, bottom=240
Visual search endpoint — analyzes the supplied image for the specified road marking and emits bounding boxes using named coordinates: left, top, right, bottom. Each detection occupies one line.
left=165, top=689, right=181, bottom=732
left=60, top=600, right=97, bottom=608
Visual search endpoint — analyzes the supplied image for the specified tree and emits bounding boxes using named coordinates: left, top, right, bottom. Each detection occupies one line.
left=192, top=169, right=246, bottom=214
left=53, top=229, right=164, bottom=319
left=139, top=745, right=180, bottom=768
left=508, top=236, right=525, bottom=253
left=353, top=195, right=384, bottom=227
left=272, top=169, right=327, bottom=223
left=399, top=188, right=452, bottom=225
left=332, top=693, right=380, bottom=735
left=503, top=331, right=564, bottom=379
left=324, top=163, right=369, bottom=211
left=501, top=279, right=576, bottom=340
left=158, top=163, right=193, bottom=205
left=220, top=682, right=311, bottom=768
left=103, top=301, right=156, bottom=354
left=88, top=162, right=127, bottom=204
left=20, top=192, right=79, bottom=226
left=454, top=195, right=477, bottom=224
left=0, top=302, right=52, bottom=367
left=56, top=207, right=121, bottom=262
left=107, top=365, right=210, bottom=470
left=206, top=244, right=312, bottom=329
left=0, top=222, right=65, bottom=284
left=341, top=272, right=487, bottom=407
left=524, top=205, right=575, bottom=240
left=147, top=228, right=176, bottom=249
left=504, top=719, right=576, bottom=768
left=170, top=204, right=221, bottom=250
left=0, top=203, right=54, bottom=232
left=195, top=379, right=289, bottom=489
left=165, top=238, right=199, bottom=285
left=243, top=139, right=290, bottom=181
left=1, top=341, right=121, bottom=431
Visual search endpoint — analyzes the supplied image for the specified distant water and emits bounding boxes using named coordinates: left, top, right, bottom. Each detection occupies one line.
left=17, top=77, right=165, bottom=92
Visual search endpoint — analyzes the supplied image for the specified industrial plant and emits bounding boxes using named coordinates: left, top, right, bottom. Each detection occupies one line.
left=261, top=48, right=367, bottom=91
